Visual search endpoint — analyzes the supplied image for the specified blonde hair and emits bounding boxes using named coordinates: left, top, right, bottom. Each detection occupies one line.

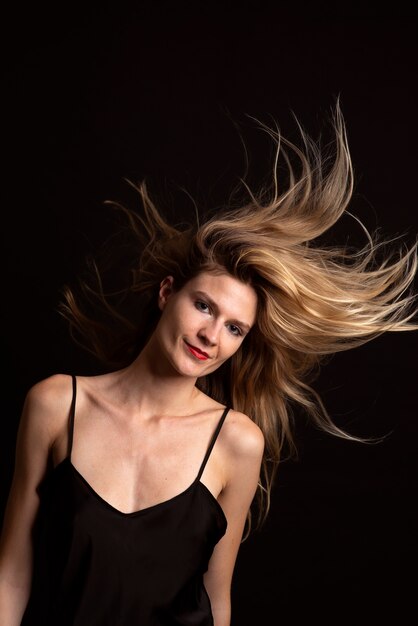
left=58, top=102, right=418, bottom=539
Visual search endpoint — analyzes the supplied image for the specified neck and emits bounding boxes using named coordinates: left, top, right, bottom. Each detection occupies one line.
left=113, top=346, right=201, bottom=418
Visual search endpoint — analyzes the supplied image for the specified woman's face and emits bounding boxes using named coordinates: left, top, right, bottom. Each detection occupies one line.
left=151, top=271, right=258, bottom=378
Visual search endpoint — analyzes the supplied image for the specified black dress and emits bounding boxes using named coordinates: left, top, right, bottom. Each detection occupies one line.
left=21, top=375, right=229, bottom=625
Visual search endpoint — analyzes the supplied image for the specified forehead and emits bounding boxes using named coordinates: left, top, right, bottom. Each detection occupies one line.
left=184, top=271, right=258, bottom=322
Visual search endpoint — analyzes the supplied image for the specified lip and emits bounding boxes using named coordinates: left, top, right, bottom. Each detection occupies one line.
left=184, top=341, right=210, bottom=360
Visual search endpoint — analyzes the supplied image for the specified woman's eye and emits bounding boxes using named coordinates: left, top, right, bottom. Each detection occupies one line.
left=228, top=324, right=242, bottom=337
left=195, top=301, right=210, bottom=313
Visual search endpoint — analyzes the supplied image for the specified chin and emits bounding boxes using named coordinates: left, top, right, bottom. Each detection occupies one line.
left=180, top=360, right=218, bottom=379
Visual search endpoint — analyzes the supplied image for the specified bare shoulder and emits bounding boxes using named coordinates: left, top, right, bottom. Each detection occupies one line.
left=22, top=373, right=74, bottom=444
left=25, top=373, right=73, bottom=415
left=222, top=408, right=265, bottom=461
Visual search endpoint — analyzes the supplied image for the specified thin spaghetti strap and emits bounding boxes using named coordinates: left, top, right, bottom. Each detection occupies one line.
left=196, top=407, right=230, bottom=482
left=67, top=375, right=77, bottom=460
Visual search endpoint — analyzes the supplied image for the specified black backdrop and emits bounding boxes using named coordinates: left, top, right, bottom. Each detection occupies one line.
left=1, top=3, right=417, bottom=625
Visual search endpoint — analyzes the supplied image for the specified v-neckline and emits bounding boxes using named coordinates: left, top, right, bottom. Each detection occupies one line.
left=53, top=456, right=227, bottom=522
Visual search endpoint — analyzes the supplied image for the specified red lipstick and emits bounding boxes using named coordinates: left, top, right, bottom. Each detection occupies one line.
left=185, top=341, right=209, bottom=360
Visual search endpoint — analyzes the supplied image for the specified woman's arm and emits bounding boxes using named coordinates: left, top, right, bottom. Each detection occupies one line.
left=0, top=375, right=69, bottom=626
left=204, top=411, right=265, bottom=626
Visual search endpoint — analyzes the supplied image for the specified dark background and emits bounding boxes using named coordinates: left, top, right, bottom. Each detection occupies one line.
left=1, top=2, right=417, bottom=624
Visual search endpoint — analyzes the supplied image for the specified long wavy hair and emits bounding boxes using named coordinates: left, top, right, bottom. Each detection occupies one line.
left=58, top=102, right=418, bottom=538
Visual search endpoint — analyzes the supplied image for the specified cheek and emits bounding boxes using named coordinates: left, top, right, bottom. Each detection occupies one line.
left=156, top=310, right=180, bottom=344
left=160, top=301, right=196, bottom=341
left=221, top=335, right=245, bottom=358
left=204, top=340, right=243, bottom=375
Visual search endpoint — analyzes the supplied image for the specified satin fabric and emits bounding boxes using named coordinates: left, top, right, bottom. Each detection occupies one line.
left=22, top=376, right=229, bottom=626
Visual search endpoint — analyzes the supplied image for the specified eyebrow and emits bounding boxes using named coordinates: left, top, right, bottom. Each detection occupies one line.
left=193, top=290, right=252, bottom=332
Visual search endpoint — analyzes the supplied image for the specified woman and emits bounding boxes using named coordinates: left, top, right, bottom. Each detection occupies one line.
left=0, top=102, right=417, bottom=625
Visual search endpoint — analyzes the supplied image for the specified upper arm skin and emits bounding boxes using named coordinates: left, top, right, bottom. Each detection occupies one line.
left=0, top=374, right=71, bottom=618
left=204, top=412, right=265, bottom=626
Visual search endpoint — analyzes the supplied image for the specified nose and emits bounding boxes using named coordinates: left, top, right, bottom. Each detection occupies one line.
left=197, top=320, right=221, bottom=347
